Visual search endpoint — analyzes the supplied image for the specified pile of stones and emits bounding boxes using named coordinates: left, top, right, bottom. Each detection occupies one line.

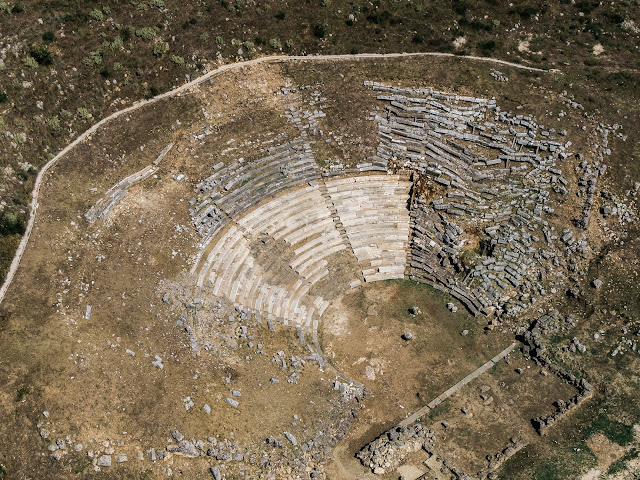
left=356, top=424, right=435, bottom=475
left=364, top=81, right=598, bottom=320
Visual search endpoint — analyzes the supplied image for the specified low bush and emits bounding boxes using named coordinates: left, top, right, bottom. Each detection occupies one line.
left=77, top=107, right=92, bottom=121
left=153, top=41, right=166, bottom=57
left=135, top=27, right=157, bottom=40
left=89, top=8, right=103, bottom=21
left=29, top=45, right=53, bottom=66
left=269, top=38, right=282, bottom=50
left=313, top=24, right=327, bottom=38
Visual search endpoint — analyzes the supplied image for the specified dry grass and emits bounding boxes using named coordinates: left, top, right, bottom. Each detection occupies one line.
left=0, top=55, right=638, bottom=478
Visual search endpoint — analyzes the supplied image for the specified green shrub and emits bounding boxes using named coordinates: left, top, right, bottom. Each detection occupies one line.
left=313, top=24, right=326, bottom=38
left=46, top=115, right=61, bottom=131
left=231, top=38, right=242, bottom=46
left=23, top=56, right=38, bottom=68
left=13, top=132, right=26, bottom=144
left=412, top=33, right=424, bottom=43
left=59, top=109, right=71, bottom=119
left=135, top=27, right=158, bottom=40
left=453, top=0, right=468, bottom=15
left=132, top=1, right=149, bottom=10
left=0, top=2, right=8, bottom=12
left=477, top=39, right=496, bottom=51
left=120, top=27, right=132, bottom=42
left=0, top=212, right=26, bottom=236
left=10, top=3, right=23, bottom=13
left=269, top=38, right=282, bottom=50
left=511, top=4, right=542, bottom=19
left=83, top=50, right=103, bottom=66
left=151, top=0, right=164, bottom=8
left=200, top=32, right=209, bottom=41
left=575, top=0, right=599, bottom=15
left=77, top=107, right=92, bottom=120
left=89, top=8, right=103, bottom=21
left=42, top=31, right=55, bottom=42
left=321, top=0, right=331, bottom=6
left=606, top=6, right=625, bottom=24
left=215, top=36, right=225, bottom=45
left=153, top=41, right=166, bottom=57
left=113, top=62, right=122, bottom=71
left=109, top=36, right=124, bottom=50
left=285, top=39, right=293, bottom=49
left=102, top=5, right=110, bottom=14
left=243, top=40, right=254, bottom=50
left=171, top=55, right=185, bottom=65
left=0, top=91, right=7, bottom=102
left=29, top=45, right=53, bottom=66
left=274, top=10, right=285, bottom=20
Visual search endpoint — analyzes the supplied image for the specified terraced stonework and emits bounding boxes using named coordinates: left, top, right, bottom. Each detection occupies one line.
left=185, top=82, right=605, bottom=343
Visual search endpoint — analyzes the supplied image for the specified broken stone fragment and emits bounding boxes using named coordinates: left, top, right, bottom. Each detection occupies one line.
left=176, top=440, right=198, bottom=457
left=210, top=465, right=222, bottom=480
left=402, top=332, right=413, bottom=341
left=284, top=431, right=297, bottom=446
left=162, top=293, right=170, bottom=302
left=408, top=306, right=421, bottom=315
left=97, top=455, right=112, bottom=467
left=225, top=398, right=239, bottom=408
left=591, top=278, right=603, bottom=289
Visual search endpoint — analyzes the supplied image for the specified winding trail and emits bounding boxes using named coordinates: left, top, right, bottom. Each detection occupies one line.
left=0, top=52, right=552, bottom=306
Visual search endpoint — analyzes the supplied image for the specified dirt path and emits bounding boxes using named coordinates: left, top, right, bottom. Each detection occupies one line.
left=0, top=53, right=552, bottom=307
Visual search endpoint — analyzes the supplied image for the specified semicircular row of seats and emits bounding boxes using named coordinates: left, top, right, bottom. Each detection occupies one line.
left=191, top=174, right=413, bottom=333
left=324, top=175, right=411, bottom=282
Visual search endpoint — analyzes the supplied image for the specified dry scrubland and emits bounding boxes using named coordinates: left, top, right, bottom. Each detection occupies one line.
left=0, top=55, right=639, bottom=480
